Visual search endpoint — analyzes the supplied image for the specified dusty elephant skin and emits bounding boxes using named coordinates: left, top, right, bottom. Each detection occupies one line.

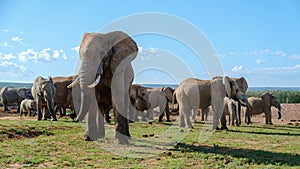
left=247, top=92, right=281, bottom=124
left=67, top=31, right=138, bottom=144
left=52, top=75, right=78, bottom=118
left=20, top=99, right=36, bottom=116
left=174, top=76, right=248, bottom=130
left=0, top=87, right=33, bottom=112
left=146, top=87, right=174, bottom=122
left=129, top=84, right=151, bottom=122
left=31, top=76, right=57, bottom=121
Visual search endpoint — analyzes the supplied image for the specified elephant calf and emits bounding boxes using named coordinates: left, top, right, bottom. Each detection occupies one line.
left=224, top=97, right=239, bottom=126
left=246, top=92, right=281, bottom=124
left=20, top=99, right=36, bottom=116
left=129, top=84, right=151, bottom=122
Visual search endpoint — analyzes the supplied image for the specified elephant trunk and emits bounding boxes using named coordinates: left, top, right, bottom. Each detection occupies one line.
left=277, top=103, right=281, bottom=119
left=75, top=62, right=98, bottom=122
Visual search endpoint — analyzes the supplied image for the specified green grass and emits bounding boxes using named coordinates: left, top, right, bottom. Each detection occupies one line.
left=0, top=118, right=299, bottom=168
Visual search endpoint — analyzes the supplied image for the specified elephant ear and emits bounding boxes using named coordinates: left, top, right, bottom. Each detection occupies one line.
left=162, top=87, right=174, bottom=102
left=17, top=88, right=27, bottom=99
left=261, top=93, right=272, bottom=107
left=48, top=76, right=53, bottom=83
left=108, top=31, right=138, bottom=73
left=223, top=76, right=232, bottom=99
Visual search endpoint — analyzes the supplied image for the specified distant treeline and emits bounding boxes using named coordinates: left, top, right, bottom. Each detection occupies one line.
left=0, top=82, right=32, bottom=89
left=246, top=90, right=300, bottom=104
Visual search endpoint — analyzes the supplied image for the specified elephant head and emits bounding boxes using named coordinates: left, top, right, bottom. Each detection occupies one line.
left=16, top=88, right=33, bottom=101
left=231, top=77, right=248, bottom=93
left=223, top=77, right=248, bottom=105
left=161, top=87, right=174, bottom=102
left=261, top=92, right=281, bottom=119
left=130, top=84, right=151, bottom=111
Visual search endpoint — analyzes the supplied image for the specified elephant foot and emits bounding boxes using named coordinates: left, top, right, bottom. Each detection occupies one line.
left=51, top=118, right=57, bottom=121
left=84, top=135, right=92, bottom=141
left=128, top=120, right=134, bottom=123
left=70, top=113, right=77, bottom=120
left=158, top=119, right=163, bottom=123
left=166, top=119, right=171, bottom=122
left=215, top=126, right=221, bottom=130
left=116, top=134, right=130, bottom=145
left=221, top=126, right=228, bottom=130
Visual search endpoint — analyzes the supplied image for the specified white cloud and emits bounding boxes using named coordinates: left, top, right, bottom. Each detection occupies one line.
left=256, top=59, right=266, bottom=64
left=18, top=48, right=68, bottom=62
left=11, top=36, right=25, bottom=45
left=71, top=46, right=80, bottom=53
left=0, top=52, right=16, bottom=60
left=256, top=64, right=300, bottom=71
left=0, top=29, right=8, bottom=32
left=232, top=65, right=245, bottom=72
left=138, top=47, right=159, bottom=61
left=12, top=36, right=23, bottom=42
left=0, top=41, right=8, bottom=48
left=290, top=54, right=300, bottom=60
left=0, top=61, right=33, bottom=77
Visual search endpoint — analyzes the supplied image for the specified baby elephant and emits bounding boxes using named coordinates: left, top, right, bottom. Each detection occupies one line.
left=20, top=99, right=36, bottom=116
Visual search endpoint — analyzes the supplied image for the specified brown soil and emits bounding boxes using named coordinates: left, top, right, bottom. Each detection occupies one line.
left=1, top=104, right=300, bottom=126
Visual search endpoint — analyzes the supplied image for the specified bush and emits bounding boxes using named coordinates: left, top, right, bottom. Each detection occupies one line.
left=246, top=90, right=300, bottom=104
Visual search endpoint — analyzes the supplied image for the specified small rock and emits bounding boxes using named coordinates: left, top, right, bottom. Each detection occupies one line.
left=149, top=134, right=154, bottom=137
left=287, top=123, right=293, bottom=125
left=142, top=134, right=148, bottom=138
left=148, top=122, right=153, bottom=125
left=224, top=158, right=231, bottom=164
left=180, top=129, right=184, bottom=133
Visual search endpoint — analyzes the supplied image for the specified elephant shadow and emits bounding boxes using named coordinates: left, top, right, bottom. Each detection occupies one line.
left=230, top=127, right=300, bottom=137
left=172, top=142, right=300, bottom=166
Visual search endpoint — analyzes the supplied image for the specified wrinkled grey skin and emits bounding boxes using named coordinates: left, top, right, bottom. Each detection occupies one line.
left=31, top=76, right=57, bottom=121
left=147, top=87, right=174, bottom=122
left=20, top=99, right=36, bottom=116
left=0, top=87, right=33, bottom=112
left=67, top=31, right=138, bottom=144
left=174, top=76, right=248, bottom=130
left=224, top=97, right=239, bottom=126
left=246, top=92, right=281, bottom=124
left=129, top=84, right=151, bottom=122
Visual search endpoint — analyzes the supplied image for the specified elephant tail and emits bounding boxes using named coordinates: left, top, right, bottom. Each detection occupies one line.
left=171, top=91, right=179, bottom=112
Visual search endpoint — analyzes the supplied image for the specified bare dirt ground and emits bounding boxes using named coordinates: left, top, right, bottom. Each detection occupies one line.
left=0, top=104, right=300, bottom=126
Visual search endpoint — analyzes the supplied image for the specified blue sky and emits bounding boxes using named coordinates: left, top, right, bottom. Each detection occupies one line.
left=0, top=0, right=299, bottom=87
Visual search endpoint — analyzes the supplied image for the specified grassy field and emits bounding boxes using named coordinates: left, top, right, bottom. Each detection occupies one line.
left=0, top=118, right=300, bottom=168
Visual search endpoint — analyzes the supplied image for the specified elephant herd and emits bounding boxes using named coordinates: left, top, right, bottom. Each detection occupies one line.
left=0, top=31, right=282, bottom=144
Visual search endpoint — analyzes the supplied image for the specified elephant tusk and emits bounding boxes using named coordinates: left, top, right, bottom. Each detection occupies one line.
left=67, top=76, right=80, bottom=88
left=88, top=74, right=101, bottom=88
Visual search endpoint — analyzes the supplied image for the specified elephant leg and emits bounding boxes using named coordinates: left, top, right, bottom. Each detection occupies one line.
left=179, top=108, right=185, bottom=127
left=184, top=110, right=193, bottom=128
left=200, top=108, right=205, bottom=121
left=148, top=109, right=154, bottom=121
left=112, top=68, right=131, bottom=144
left=3, top=102, right=9, bottom=111
left=220, top=111, right=228, bottom=130
left=36, top=99, right=42, bottom=121
left=164, top=103, right=171, bottom=122
left=86, top=94, right=104, bottom=141
left=238, top=102, right=242, bottom=125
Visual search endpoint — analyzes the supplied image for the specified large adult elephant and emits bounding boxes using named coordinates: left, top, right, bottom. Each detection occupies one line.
left=67, top=31, right=138, bottom=144
left=175, top=76, right=248, bottom=129
left=0, top=87, right=33, bottom=112
left=146, top=87, right=174, bottom=122
left=31, top=76, right=57, bottom=121
left=246, top=92, right=281, bottom=124
left=52, top=75, right=77, bottom=118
